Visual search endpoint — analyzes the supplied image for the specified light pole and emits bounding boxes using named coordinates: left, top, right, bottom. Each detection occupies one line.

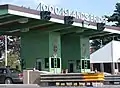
left=5, top=35, right=7, bottom=66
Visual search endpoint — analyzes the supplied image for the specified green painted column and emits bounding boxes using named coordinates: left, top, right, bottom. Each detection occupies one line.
left=61, top=35, right=90, bottom=73
left=20, top=30, right=61, bottom=71
left=20, top=30, right=49, bottom=69
left=49, top=32, right=61, bottom=57
left=61, top=35, right=81, bottom=72
left=80, top=36, right=90, bottom=60
left=80, top=36, right=90, bottom=72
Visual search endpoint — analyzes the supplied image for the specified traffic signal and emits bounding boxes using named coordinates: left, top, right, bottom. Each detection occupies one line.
left=97, top=23, right=105, bottom=31
left=21, top=59, right=26, bottom=70
left=64, top=16, right=74, bottom=25
left=40, top=11, right=51, bottom=20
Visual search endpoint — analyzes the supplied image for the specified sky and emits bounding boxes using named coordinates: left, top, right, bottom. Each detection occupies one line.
left=0, top=0, right=119, bottom=17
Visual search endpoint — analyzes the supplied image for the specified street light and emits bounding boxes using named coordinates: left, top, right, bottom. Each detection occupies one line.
left=5, top=35, right=7, bottom=66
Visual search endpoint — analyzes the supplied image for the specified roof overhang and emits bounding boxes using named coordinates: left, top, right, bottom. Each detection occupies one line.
left=0, top=4, right=120, bottom=38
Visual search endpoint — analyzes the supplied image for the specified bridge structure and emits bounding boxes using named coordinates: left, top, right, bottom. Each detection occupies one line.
left=0, top=3, right=120, bottom=73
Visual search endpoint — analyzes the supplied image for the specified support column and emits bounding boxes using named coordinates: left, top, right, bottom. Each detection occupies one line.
left=61, top=35, right=90, bottom=73
left=48, top=32, right=61, bottom=58
left=111, top=62, right=115, bottom=74
left=80, top=36, right=90, bottom=60
left=21, top=30, right=61, bottom=70
left=100, top=63, right=104, bottom=72
left=61, top=35, right=80, bottom=72
left=21, top=30, right=49, bottom=69
left=80, top=36, right=90, bottom=72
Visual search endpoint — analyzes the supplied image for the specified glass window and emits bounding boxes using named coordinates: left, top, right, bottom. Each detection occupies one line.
left=82, top=60, right=90, bottom=69
left=82, top=60, right=85, bottom=69
left=51, top=58, right=60, bottom=68
left=45, top=58, right=49, bottom=68
left=51, top=58, right=54, bottom=68
left=57, top=58, right=60, bottom=68
left=87, top=60, right=90, bottom=69
left=0, top=69, right=3, bottom=74
left=10, top=69, right=21, bottom=73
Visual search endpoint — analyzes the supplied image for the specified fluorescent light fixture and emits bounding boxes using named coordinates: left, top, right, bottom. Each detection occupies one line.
left=21, top=28, right=29, bottom=32
left=18, top=18, right=28, bottom=23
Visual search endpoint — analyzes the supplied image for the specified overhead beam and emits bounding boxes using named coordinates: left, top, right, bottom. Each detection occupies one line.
left=2, top=19, right=51, bottom=31
left=0, top=14, right=13, bottom=19
left=60, top=27, right=82, bottom=34
left=89, top=32, right=112, bottom=39
left=90, top=33, right=116, bottom=39
left=39, top=24, right=70, bottom=32
left=0, top=15, right=22, bottom=24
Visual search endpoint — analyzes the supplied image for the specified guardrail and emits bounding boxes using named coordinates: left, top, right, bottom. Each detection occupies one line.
left=40, top=73, right=104, bottom=86
left=23, top=70, right=120, bottom=86
left=104, top=75, right=120, bottom=85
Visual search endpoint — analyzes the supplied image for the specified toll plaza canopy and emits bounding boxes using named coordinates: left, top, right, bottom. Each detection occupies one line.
left=0, top=4, right=120, bottom=73
left=0, top=4, right=120, bottom=36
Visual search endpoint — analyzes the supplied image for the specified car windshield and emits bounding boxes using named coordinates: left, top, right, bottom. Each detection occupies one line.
left=10, top=69, right=21, bottom=73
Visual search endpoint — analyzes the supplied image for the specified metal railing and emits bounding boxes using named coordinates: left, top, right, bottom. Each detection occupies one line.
left=39, top=73, right=104, bottom=86
left=104, top=75, right=120, bottom=82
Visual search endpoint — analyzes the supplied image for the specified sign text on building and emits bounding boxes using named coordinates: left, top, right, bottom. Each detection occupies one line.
left=39, top=2, right=107, bottom=23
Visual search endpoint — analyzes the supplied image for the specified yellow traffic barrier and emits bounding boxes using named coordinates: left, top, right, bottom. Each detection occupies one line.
left=83, top=72, right=104, bottom=82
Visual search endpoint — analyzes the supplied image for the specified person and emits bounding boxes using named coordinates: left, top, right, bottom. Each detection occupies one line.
left=95, top=68, right=97, bottom=73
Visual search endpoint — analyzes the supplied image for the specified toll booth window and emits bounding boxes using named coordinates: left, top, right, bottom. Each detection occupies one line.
left=82, top=60, right=90, bottom=69
left=87, top=60, right=90, bottom=69
left=82, top=60, right=85, bottom=69
left=57, top=58, right=60, bottom=68
left=45, top=58, right=49, bottom=68
left=51, top=58, right=54, bottom=68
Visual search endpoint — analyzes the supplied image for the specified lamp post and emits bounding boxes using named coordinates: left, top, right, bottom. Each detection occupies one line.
left=5, top=35, right=7, bottom=66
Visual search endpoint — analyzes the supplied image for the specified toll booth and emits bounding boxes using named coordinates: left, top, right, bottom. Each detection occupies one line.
left=0, top=4, right=118, bottom=74
left=35, top=55, right=61, bottom=74
left=81, top=59, right=90, bottom=73
left=49, top=56, right=61, bottom=73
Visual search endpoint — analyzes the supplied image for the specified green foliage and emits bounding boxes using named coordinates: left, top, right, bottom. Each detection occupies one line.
left=106, top=3, right=120, bottom=26
left=91, top=3, right=120, bottom=52
left=0, top=52, right=21, bottom=71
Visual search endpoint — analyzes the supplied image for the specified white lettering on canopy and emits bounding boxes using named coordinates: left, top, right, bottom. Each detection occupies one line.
left=39, top=2, right=107, bottom=23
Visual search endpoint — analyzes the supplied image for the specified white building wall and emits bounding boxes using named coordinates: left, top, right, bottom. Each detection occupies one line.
left=90, top=41, right=113, bottom=63
left=112, top=41, right=120, bottom=62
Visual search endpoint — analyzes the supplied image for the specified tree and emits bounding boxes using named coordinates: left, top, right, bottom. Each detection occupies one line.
left=0, top=36, right=21, bottom=69
left=106, top=3, right=120, bottom=26
left=90, top=3, right=120, bottom=52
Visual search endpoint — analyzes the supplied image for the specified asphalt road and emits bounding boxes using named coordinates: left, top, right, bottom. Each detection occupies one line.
left=0, top=84, right=120, bottom=88
left=42, top=85, right=120, bottom=88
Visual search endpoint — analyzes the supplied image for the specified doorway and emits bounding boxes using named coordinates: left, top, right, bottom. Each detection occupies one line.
left=68, top=60, right=75, bottom=73
left=69, top=63, right=74, bottom=72
left=36, top=58, right=42, bottom=71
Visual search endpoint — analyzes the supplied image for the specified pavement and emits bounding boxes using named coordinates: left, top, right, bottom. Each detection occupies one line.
left=0, top=84, right=40, bottom=88
left=0, top=84, right=120, bottom=88
left=42, top=85, right=120, bottom=88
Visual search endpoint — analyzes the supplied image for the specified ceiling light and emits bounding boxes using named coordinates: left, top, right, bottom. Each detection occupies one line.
left=18, top=18, right=28, bottom=24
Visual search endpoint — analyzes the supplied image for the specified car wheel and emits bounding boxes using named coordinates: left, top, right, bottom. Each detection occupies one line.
left=4, top=78, right=13, bottom=84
